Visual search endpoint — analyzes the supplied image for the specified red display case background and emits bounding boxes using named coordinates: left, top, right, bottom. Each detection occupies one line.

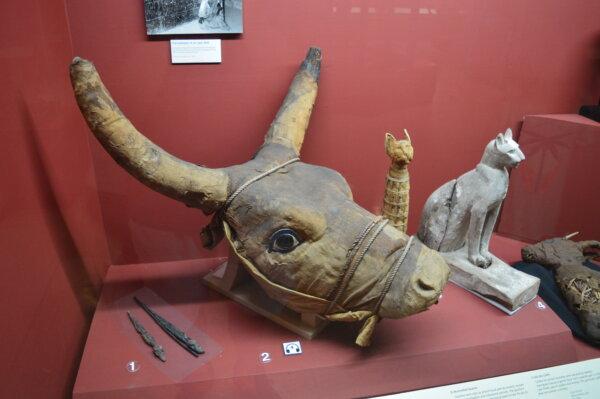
left=64, top=0, right=600, bottom=266
left=0, top=1, right=111, bottom=398
left=1, top=1, right=599, bottom=398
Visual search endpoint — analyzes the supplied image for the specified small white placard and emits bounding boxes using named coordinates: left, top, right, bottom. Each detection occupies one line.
left=282, top=341, right=302, bottom=356
left=376, top=358, right=600, bottom=399
left=170, top=39, right=221, bottom=64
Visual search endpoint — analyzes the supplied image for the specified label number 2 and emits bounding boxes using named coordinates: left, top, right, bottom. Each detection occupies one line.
left=260, top=352, right=271, bottom=363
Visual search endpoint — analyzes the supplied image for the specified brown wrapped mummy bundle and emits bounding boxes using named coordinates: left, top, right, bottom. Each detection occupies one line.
left=70, top=48, right=450, bottom=346
left=522, top=237, right=600, bottom=343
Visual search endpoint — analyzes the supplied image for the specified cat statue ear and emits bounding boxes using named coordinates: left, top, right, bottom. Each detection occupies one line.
left=495, top=132, right=506, bottom=147
left=495, top=128, right=513, bottom=148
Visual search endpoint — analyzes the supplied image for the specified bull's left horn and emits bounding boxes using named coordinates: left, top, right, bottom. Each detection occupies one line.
left=70, top=57, right=228, bottom=214
left=263, top=47, right=321, bottom=155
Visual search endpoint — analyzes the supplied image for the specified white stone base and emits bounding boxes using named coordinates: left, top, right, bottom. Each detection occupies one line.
left=442, top=247, right=540, bottom=313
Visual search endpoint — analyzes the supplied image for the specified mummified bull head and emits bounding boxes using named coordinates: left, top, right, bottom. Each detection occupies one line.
left=70, top=48, right=450, bottom=346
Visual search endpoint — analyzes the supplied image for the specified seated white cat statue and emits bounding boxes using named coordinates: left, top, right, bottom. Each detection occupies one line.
left=418, top=128, right=539, bottom=313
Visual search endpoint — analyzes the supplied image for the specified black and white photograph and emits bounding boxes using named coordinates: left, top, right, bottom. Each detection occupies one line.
left=144, top=0, right=243, bottom=35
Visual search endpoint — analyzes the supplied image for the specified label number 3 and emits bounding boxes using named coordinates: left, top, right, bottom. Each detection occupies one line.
left=260, top=352, right=271, bottom=363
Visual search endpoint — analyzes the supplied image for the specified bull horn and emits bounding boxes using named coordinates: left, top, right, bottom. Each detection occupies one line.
left=69, top=57, right=228, bottom=214
left=263, top=47, right=321, bottom=155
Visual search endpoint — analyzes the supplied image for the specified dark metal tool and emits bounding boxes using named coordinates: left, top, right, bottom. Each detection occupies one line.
left=127, top=311, right=166, bottom=362
left=133, top=297, right=204, bottom=356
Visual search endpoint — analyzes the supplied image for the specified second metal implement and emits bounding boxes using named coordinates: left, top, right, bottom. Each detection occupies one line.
left=134, top=297, right=204, bottom=356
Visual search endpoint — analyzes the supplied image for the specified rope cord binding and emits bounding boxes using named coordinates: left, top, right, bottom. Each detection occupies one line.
left=224, top=157, right=300, bottom=210
left=372, top=236, right=415, bottom=314
left=383, top=198, right=408, bottom=206
left=354, top=236, right=414, bottom=347
left=385, top=175, right=409, bottom=183
left=326, top=218, right=389, bottom=313
left=325, top=217, right=382, bottom=312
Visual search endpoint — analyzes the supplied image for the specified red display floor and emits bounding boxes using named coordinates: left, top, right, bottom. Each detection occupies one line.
left=73, top=235, right=597, bottom=399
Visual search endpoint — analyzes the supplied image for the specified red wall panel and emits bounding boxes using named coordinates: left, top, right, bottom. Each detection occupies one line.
left=0, top=0, right=110, bottom=397
left=64, top=1, right=600, bottom=265
left=498, top=114, right=600, bottom=242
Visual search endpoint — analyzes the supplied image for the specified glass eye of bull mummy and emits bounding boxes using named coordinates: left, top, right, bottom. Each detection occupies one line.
left=70, top=48, right=450, bottom=347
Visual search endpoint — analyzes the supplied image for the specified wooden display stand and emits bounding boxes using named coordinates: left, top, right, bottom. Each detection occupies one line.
left=202, top=251, right=328, bottom=339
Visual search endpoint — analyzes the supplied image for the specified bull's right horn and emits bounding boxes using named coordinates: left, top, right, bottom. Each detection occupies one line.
left=70, top=57, right=228, bottom=214
left=262, top=47, right=321, bottom=156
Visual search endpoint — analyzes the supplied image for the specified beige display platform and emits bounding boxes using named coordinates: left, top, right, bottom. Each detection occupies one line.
left=442, top=247, right=540, bottom=314
left=73, top=239, right=577, bottom=399
left=202, top=254, right=328, bottom=339
left=73, top=235, right=584, bottom=399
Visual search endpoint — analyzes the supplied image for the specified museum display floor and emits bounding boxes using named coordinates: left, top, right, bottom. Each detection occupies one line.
left=73, top=235, right=599, bottom=398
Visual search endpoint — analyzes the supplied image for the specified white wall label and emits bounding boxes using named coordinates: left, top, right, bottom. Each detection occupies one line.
left=170, top=39, right=221, bottom=64
left=376, top=358, right=600, bottom=399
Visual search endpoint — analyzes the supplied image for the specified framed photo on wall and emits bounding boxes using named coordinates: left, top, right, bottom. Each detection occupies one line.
left=144, top=0, right=243, bottom=35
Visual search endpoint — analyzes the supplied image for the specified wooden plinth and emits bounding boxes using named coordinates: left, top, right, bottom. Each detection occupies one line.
left=202, top=256, right=328, bottom=340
